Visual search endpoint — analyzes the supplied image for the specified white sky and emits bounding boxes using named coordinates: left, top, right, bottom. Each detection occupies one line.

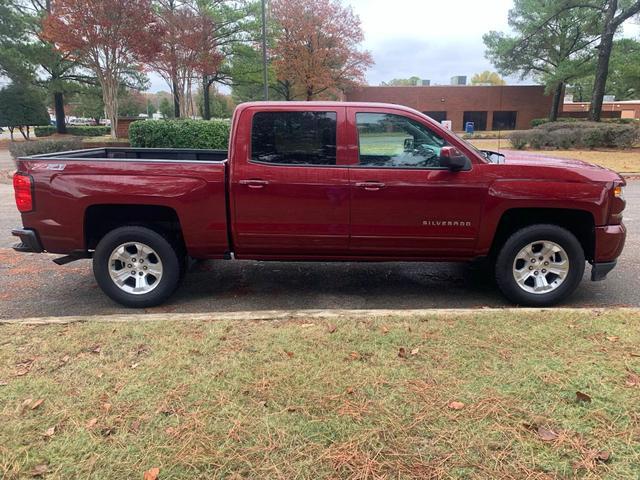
left=147, top=0, right=640, bottom=93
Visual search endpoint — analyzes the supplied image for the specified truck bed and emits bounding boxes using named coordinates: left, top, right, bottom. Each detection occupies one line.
left=16, top=147, right=230, bottom=259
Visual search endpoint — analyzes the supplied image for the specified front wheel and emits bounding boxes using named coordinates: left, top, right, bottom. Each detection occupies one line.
left=495, top=224, right=585, bottom=306
left=93, top=226, right=181, bottom=308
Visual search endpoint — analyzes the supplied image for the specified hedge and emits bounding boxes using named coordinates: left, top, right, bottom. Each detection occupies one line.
left=9, top=137, right=83, bottom=159
left=509, top=121, right=639, bottom=150
left=128, top=119, right=231, bottom=149
left=34, top=125, right=110, bottom=137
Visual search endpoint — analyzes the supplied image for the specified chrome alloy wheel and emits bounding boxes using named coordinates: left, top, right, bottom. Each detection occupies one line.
left=108, top=242, right=163, bottom=295
left=512, top=240, right=570, bottom=294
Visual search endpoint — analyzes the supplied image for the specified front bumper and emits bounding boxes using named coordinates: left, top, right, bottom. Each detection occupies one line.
left=12, top=228, right=44, bottom=253
left=590, top=223, right=626, bottom=282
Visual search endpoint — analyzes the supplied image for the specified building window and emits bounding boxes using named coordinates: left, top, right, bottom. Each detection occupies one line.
left=492, top=111, right=517, bottom=130
left=423, top=111, right=447, bottom=123
left=251, top=111, right=337, bottom=165
left=462, top=111, right=487, bottom=131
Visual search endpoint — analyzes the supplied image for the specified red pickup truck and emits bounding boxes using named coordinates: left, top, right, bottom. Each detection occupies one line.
left=12, top=102, right=626, bottom=307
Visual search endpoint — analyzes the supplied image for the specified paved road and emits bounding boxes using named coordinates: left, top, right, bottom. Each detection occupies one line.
left=1, top=181, right=638, bottom=318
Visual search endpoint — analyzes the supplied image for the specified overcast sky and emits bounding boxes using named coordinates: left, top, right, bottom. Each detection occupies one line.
left=147, top=0, right=640, bottom=93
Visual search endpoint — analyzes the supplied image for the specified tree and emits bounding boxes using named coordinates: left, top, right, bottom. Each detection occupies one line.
left=470, top=71, right=506, bottom=86
left=484, top=0, right=601, bottom=120
left=0, top=83, right=50, bottom=140
left=0, top=0, right=92, bottom=134
left=195, top=87, right=234, bottom=118
left=42, top=0, right=163, bottom=137
left=150, top=0, right=223, bottom=118
left=270, top=0, right=373, bottom=100
left=381, top=76, right=422, bottom=86
left=70, top=85, right=104, bottom=124
left=582, top=0, right=640, bottom=120
left=118, top=89, right=148, bottom=117
left=158, top=97, right=175, bottom=118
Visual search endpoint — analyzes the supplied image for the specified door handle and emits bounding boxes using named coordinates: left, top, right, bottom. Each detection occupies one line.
left=239, top=179, right=269, bottom=188
left=355, top=181, right=385, bottom=191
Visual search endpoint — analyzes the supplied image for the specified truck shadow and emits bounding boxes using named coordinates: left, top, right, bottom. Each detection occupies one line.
left=172, top=260, right=508, bottom=310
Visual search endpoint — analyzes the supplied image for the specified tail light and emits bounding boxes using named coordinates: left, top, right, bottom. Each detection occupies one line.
left=607, top=182, right=625, bottom=225
left=13, top=173, right=34, bottom=213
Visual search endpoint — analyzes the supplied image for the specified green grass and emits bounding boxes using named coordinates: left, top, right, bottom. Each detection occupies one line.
left=1, top=310, right=639, bottom=479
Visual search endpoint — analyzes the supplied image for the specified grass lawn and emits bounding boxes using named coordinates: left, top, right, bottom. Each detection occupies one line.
left=468, top=138, right=640, bottom=173
left=2, top=310, right=640, bottom=479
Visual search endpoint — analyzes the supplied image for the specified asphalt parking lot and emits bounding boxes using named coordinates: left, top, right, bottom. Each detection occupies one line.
left=1, top=180, right=638, bottom=319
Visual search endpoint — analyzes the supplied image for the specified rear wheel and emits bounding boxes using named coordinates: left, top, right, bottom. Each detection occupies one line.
left=93, top=226, right=181, bottom=308
left=495, top=224, right=585, bottom=306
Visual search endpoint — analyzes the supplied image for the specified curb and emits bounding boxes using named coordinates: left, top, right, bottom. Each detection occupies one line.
left=2, top=307, right=640, bottom=325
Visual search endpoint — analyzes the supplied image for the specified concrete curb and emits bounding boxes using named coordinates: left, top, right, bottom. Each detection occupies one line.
left=2, top=307, right=640, bottom=325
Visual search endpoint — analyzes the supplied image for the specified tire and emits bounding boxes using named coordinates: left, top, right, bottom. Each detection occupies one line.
left=93, top=226, right=181, bottom=308
left=495, top=224, right=585, bottom=307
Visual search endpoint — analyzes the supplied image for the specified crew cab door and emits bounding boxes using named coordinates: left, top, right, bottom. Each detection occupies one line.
left=230, top=106, right=350, bottom=257
left=347, top=107, right=487, bottom=258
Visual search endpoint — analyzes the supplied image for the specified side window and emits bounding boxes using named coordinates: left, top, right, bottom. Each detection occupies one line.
left=251, top=111, right=337, bottom=166
left=356, top=112, right=453, bottom=168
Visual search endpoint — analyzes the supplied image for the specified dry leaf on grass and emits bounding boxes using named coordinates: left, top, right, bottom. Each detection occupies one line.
left=101, top=403, right=112, bottom=413
left=410, top=347, right=419, bottom=356
left=625, top=371, right=640, bottom=387
left=61, top=355, right=70, bottom=363
left=43, top=426, right=56, bottom=438
left=90, top=345, right=101, bottom=354
left=285, top=351, right=294, bottom=358
left=606, top=336, right=619, bottom=342
left=31, top=399, right=44, bottom=410
left=595, top=450, right=611, bottom=463
left=448, top=401, right=465, bottom=410
left=576, top=391, right=592, bottom=403
left=86, top=417, right=98, bottom=428
left=143, top=467, right=160, bottom=480
left=30, top=464, right=48, bottom=477
left=398, top=347, right=407, bottom=358
left=537, top=426, right=559, bottom=441
left=0, top=380, right=8, bottom=386
left=381, top=326, right=389, bottom=334
left=327, top=324, right=337, bottom=333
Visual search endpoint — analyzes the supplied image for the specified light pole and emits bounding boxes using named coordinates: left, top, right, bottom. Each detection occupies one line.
left=261, top=0, right=269, bottom=101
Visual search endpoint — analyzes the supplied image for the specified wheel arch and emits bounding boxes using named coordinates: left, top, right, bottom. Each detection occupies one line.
left=489, top=208, right=595, bottom=262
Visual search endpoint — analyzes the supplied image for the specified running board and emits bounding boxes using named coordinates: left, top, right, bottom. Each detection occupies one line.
left=53, top=251, right=93, bottom=265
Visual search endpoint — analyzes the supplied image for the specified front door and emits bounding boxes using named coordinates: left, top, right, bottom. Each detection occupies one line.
left=232, top=107, right=350, bottom=257
left=348, top=108, right=487, bottom=258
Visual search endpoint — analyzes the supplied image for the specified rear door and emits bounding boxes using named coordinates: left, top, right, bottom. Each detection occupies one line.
left=231, top=106, right=350, bottom=257
left=347, top=107, right=487, bottom=258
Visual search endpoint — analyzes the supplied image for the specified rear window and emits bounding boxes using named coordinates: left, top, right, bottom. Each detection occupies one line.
left=251, top=111, right=337, bottom=165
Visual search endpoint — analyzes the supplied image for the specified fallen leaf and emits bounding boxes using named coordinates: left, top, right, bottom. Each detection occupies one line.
left=61, top=355, right=70, bottom=363
left=349, top=351, right=360, bottom=360
left=130, top=362, right=139, bottom=369
left=18, top=398, right=33, bottom=413
left=398, top=347, right=407, bottom=358
left=606, top=336, right=619, bottom=343
left=327, top=324, right=337, bottom=333
left=101, top=426, right=115, bottom=437
left=448, top=401, right=465, bottom=410
left=285, top=351, right=294, bottom=358
left=15, top=368, right=30, bottom=377
left=43, top=426, right=56, bottom=438
left=31, top=399, right=44, bottom=410
left=86, top=417, right=98, bottom=428
left=625, top=371, right=640, bottom=387
left=0, top=380, right=8, bottom=386
left=130, top=420, right=141, bottom=433
left=90, top=345, right=101, bottom=354
left=630, top=352, right=640, bottom=358
left=381, top=326, right=389, bottom=335
left=346, top=387, right=354, bottom=395
left=595, top=450, right=611, bottom=462
left=410, top=347, right=420, bottom=356
left=537, top=426, right=559, bottom=442
left=576, top=391, right=592, bottom=403
left=286, top=406, right=297, bottom=412
left=30, top=464, right=48, bottom=477
left=143, top=467, right=160, bottom=480
left=101, top=403, right=112, bottom=413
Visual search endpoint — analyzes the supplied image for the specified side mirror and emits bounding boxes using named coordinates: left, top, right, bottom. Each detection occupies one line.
left=439, top=146, right=468, bottom=171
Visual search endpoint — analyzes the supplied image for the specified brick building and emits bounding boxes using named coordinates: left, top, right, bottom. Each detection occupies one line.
left=345, top=85, right=554, bottom=131
left=562, top=101, right=640, bottom=120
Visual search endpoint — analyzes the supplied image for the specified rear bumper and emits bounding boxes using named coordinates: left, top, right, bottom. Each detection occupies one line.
left=11, top=228, right=44, bottom=253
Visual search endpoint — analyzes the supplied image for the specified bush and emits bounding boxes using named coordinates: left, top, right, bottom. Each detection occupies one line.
left=508, top=131, right=528, bottom=149
left=9, top=137, right=83, bottom=159
left=35, top=125, right=110, bottom=137
left=530, top=117, right=578, bottom=128
left=548, top=128, right=581, bottom=149
left=128, top=119, right=231, bottom=149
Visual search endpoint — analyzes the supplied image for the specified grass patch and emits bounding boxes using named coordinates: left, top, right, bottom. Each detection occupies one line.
left=469, top=138, right=640, bottom=173
left=1, top=310, right=639, bottom=479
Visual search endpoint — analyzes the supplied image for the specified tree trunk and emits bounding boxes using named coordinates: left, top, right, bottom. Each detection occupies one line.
left=202, top=75, right=211, bottom=120
left=53, top=92, right=67, bottom=134
left=306, top=87, right=313, bottom=101
left=102, top=78, right=119, bottom=139
left=589, top=1, right=618, bottom=122
left=549, top=82, right=564, bottom=121
left=172, top=76, right=180, bottom=118
left=8, top=126, right=14, bottom=141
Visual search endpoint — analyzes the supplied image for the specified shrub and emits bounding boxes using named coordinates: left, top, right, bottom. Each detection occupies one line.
left=0, top=84, right=50, bottom=140
left=35, top=125, right=110, bottom=137
left=530, top=118, right=549, bottom=128
left=548, top=128, right=581, bottom=149
left=581, top=128, right=605, bottom=149
left=128, top=119, right=231, bottom=149
left=528, top=131, right=546, bottom=149
left=9, top=137, right=83, bottom=159
left=508, top=131, right=528, bottom=149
